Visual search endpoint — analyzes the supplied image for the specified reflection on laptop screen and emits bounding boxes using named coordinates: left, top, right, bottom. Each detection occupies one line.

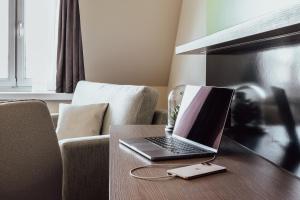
left=173, top=86, right=234, bottom=150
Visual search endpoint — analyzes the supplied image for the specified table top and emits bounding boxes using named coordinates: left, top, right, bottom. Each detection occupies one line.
left=109, top=125, right=300, bottom=200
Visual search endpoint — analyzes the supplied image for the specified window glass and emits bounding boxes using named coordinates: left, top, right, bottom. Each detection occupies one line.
left=0, top=0, right=9, bottom=79
left=24, top=0, right=58, bottom=90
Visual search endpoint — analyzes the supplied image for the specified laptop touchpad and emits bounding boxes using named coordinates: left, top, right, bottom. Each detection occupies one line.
left=133, top=141, right=163, bottom=151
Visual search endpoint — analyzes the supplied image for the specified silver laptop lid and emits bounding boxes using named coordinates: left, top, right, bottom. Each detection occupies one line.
left=172, top=86, right=235, bottom=152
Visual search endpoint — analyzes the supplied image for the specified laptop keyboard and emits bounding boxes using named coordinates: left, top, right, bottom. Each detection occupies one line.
left=145, top=137, right=209, bottom=154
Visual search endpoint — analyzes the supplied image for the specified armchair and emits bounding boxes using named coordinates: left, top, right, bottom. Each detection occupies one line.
left=53, top=81, right=167, bottom=200
left=0, top=100, right=62, bottom=200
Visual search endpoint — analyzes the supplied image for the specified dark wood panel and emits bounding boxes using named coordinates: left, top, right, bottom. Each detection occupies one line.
left=207, top=44, right=300, bottom=177
left=109, top=125, right=300, bottom=200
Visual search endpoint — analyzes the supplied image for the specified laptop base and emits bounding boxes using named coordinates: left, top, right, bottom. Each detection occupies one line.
left=119, top=137, right=215, bottom=161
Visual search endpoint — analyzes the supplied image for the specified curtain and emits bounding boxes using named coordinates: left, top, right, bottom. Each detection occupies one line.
left=56, top=0, right=85, bottom=93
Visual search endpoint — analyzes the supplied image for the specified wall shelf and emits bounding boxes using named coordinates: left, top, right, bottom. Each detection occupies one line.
left=176, top=4, right=300, bottom=55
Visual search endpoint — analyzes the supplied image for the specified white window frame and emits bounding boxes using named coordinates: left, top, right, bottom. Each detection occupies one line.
left=16, top=0, right=31, bottom=87
left=0, top=0, right=31, bottom=90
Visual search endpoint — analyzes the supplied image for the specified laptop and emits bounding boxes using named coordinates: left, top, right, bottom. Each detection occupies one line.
left=119, top=85, right=235, bottom=161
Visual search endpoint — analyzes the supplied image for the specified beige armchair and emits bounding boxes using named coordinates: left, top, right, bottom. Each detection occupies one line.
left=53, top=81, right=167, bottom=200
left=0, top=100, right=62, bottom=200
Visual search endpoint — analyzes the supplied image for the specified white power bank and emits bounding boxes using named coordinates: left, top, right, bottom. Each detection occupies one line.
left=167, top=163, right=226, bottom=179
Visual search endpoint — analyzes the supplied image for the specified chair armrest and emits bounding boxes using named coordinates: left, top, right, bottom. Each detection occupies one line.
left=51, top=113, right=59, bottom=129
left=152, top=109, right=167, bottom=125
left=59, top=135, right=109, bottom=200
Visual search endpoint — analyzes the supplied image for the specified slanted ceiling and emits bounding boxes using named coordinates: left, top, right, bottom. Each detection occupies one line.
left=79, top=0, right=182, bottom=86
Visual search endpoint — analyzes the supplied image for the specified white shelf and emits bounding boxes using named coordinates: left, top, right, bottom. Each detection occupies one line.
left=176, top=3, right=300, bottom=54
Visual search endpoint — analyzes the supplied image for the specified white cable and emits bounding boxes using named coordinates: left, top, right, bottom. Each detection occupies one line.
left=129, top=155, right=216, bottom=181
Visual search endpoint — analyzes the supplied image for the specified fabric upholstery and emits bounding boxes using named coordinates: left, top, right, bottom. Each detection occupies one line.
left=52, top=113, right=59, bottom=128
left=52, top=111, right=167, bottom=130
left=0, top=100, right=62, bottom=200
left=59, top=135, right=109, bottom=200
left=56, top=103, right=108, bottom=140
left=72, top=81, right=159, bottom=133
left=152, top=110, right=168, bottom=125
left=49, top=81, right=167, bottom=200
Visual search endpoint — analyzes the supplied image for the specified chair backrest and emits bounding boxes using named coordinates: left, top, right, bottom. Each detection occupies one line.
left=72, top=81, right=159, bottom=134
left=0, top=100, right=62, bottom=200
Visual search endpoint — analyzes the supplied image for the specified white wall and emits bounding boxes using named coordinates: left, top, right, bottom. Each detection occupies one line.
left=78, top=0, right=182, bottom=109
left=168, top=0, right=207, bottom=91
left=206, top=0, right=300, bottom=35
left=79, top=0, right=181, bottom=86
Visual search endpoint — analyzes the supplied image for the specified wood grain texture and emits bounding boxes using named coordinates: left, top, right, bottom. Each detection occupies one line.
left=109, top=125, right=300, bottom=200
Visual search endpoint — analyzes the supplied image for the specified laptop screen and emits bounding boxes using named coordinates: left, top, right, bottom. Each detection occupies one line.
left=173, top=86, right=234, bottom=151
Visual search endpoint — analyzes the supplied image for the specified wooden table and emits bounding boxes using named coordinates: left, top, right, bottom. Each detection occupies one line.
left=109, top=125, right=300, bottom=200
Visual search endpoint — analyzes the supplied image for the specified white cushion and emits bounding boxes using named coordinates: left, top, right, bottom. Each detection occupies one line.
left=72, top=81, right=158, bottom=134
left=56, top=103, right=108, bottom=140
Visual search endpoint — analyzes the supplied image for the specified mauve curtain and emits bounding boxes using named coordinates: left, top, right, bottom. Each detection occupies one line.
left=56, top=0, right=85, bottom=93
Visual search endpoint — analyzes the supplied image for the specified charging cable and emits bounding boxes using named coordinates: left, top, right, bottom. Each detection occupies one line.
left=130, top=155, right=216, bottom=181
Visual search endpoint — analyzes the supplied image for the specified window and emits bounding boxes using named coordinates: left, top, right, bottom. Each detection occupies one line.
left=0, top=0, right=58, bottom=91
left=0, top=0, right=9, bottom=79
left=0, top=0, right=14, bottom=86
